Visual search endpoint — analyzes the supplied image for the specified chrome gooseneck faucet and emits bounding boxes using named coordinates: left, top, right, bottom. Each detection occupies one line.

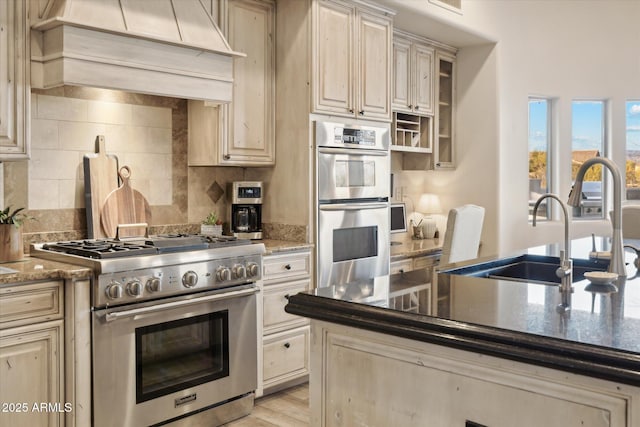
left=533, top=194, right=573, bottom=310
left=567, top=157, right=626, bottom=278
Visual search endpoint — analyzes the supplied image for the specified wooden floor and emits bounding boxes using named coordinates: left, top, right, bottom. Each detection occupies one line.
left=223, top=383, right=310, bottom=427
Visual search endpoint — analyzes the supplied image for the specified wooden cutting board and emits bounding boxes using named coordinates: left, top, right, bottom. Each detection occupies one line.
left=83, top=135, right=119, bottom=239
left=100, top=166, right=151, bottom=238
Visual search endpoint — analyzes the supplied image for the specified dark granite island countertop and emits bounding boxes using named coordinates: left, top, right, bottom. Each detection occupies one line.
left=286, top=236, right=640, bottom=387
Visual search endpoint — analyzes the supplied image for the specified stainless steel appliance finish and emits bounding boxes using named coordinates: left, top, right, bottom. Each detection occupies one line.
left=92, top=285, right=258, bottom=427
left=230, top=181, right=263, bottom=240
left=31, top=235, right=264, bottom=427
left=316, top=121, right=390, bottom=202
left=318, top=201, right=390, bottom=287
left=315, top=120, right=391, bottom=288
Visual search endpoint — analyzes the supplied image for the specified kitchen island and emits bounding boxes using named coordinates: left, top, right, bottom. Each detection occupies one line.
left=285, top=237, right=640, bottom=426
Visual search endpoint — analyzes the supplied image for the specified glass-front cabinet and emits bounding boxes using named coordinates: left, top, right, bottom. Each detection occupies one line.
left=434, top=51, right=456, bottom=169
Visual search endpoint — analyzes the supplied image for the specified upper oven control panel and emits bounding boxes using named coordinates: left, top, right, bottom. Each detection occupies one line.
left=315, top=120, right=390, bottom=152
left=96, top=254, right=262, bottom=308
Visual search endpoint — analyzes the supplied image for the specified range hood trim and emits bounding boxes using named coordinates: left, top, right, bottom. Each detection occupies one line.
left=32, top=17, right=246, bottom=59
left=30, top=0, right=245, bottom=103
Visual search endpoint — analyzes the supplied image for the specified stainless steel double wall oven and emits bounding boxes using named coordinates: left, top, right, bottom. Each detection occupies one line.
left=315, top=120, right=391, bottom=288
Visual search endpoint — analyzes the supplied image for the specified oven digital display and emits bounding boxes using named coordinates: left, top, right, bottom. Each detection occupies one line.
left=135, top=311, right=229, bottom=403
left=334, top=128, right=376, bottom=146
left=333, top=226, right=378, bottom=262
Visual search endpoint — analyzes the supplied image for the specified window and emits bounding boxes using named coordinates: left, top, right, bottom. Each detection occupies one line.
left=529, top=98, right=551, bottom=220
left=625, top=100, right=640, bottom=201
left=571, top=100, right=606, bottom=219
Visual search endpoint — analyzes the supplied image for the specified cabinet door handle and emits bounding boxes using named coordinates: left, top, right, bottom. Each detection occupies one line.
left=408, top=104, right=413, bottom=109
left=349, top=108, right=354, bottom=113
left=284, top=342, right=291, bottom=349
left=223, top=154, right=231, bottom=160
left=284, top=294, right=290, bottom=300
left=358, top=110, right=365, bottom=115
left=415, top=105, right=420, bottom=110
left=284, top=264, right=292, bottom=270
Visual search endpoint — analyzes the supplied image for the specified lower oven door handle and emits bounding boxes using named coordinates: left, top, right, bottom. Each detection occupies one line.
left=319, top=202, right=388, bottom=211
left=103, top=287, right=259, bottom=322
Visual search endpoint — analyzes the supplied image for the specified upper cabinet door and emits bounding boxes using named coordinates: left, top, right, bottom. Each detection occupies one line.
left=392, top=37, right=412, bottom=113
left=0, top=0, right=30, bottom=161
left=412, top=44, right=434, bottom=115
left=356, top=9, right=392, bottom=120
left=188, top=0, right=275, bottom=167
left=314, top=0, right=355, bottom=116
left=391, top=32, right=434, bottom=116
left=225, top=0, right=275, bottom=165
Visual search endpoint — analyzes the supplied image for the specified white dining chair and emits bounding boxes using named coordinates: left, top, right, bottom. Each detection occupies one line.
left=440, top=204, right=485, bottom=265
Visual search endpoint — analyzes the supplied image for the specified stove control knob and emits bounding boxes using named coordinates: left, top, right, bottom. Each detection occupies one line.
left=126, top=280, right=143, bottom=297
left=246, top=262, right=259, bottom=278
left=232, top=264, right=246, bottom=279
left=216, top=266, right=232, bottom=282
left=182, top=271, right=198, bottom=288
left=105, top=281, right=123, bottom=300
left=146, top=277, right=161, bottom=293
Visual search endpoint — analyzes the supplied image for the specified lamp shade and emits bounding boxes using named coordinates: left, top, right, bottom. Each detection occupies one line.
left=417, top=193, right=442, bottom=215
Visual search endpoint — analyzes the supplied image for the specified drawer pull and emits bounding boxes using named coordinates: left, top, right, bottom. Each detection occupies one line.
left=284, top=264, right=292, bottom=270
left=284, top=342, right=291, bottom=349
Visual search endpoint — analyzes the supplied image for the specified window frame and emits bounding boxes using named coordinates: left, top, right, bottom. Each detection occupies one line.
left=625, top=100, right=640, bottom=203
left=570, top=99, right=608, bottom=220
left=528, top=97, right=553, bottom=221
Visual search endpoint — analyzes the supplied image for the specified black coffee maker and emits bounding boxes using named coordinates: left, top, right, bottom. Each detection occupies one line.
left=230, top=181, right=263, bottom=239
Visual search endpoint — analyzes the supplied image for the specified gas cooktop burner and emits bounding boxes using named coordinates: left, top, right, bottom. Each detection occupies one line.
left=40, top=234, right=253, bottom=259
left=42, top=240, right=158, bottom=259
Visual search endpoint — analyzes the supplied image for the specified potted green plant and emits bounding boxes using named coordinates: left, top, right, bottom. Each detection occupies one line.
left=201, top=212, right=223, bottom=236
left=0, top=206, right=31, bottom=262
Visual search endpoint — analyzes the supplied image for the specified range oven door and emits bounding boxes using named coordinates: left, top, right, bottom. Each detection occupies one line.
left=317, top=201, right=390, bottom=287
left=317, top=147, right=390, bottom=202
left=91, top=285, right=258, bottom=427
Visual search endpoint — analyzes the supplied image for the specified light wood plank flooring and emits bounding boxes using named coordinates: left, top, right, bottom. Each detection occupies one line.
left=223, top=383, right=310, bottom=426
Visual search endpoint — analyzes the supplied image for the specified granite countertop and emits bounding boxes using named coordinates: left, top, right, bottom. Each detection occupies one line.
left=286, top=236, right=640, bottom=387
left=0, top=256, right=92, bottom=285
left=390, top=233, right=442, bottom=260
left=0, top=239, right=308, bottom=284
left=257, top=239, right=314, bottom=255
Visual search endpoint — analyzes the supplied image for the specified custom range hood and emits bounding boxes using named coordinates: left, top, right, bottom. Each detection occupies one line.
left=31, top=0, right=244, bottom=103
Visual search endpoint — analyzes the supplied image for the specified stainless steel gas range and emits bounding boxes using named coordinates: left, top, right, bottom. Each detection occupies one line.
left=32, top=234, right=265, bottom=427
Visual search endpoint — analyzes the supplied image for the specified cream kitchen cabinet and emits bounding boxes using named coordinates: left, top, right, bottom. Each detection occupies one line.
left=188, top=0, right=275, bottom=166
left=313, top=0, right=393, bottom=121
left=0, top=0, right=30, bottom=160
left=392, top=31, right=434, bottom=115
left=0, top=280, right=64, bottom=427
left=260, top=249, right=312, bottom=395
left=434, top=50, right=456, bottom=169
left=313, top=323, right=631, bottom=427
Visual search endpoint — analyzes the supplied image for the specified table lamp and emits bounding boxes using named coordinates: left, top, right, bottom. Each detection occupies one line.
left=417, top=193, right=441, bottom=239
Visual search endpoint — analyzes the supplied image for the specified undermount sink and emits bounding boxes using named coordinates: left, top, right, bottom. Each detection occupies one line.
left=440, top=254, right=609, bottom=285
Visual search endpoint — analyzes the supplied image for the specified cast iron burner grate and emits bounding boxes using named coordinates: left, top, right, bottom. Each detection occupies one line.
left=42, top=240, right=158, bottom=259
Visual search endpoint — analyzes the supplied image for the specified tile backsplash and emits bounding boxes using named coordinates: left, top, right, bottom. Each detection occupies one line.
left=29, top=94, right=173, bottom=210
left=2, top=87, right=306, bottom=246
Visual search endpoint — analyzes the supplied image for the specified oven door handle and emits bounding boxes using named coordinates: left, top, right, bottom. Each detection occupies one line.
left=319, top=202, right=388, bottom=211
left=103, top=287, right=259, bottom=322
left=318, top=147, right=388, bottom=157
